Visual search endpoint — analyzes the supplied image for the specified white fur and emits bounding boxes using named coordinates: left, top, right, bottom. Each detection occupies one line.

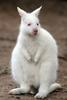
left=9, top=7, right=61, bottom=98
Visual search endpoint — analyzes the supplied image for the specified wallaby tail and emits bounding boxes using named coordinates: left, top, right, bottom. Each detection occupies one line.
left=49, top=83, right=61, bottom=93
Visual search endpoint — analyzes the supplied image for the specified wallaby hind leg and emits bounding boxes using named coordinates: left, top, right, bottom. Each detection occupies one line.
left=9, top=84, right=30, bottom=95
left=49, top=83, right=61, bottom=93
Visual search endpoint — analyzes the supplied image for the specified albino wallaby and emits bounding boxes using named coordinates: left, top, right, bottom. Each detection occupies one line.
left=9, top=6, right=61, bottom=98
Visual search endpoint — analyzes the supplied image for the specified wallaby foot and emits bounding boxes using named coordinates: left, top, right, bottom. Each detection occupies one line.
left=35, top=83, right=61, bottom=99
left=9, top=84, right=30, bottom=95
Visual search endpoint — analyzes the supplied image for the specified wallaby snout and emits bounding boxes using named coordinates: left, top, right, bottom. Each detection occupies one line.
left=33, top=29, right=38, bottom=36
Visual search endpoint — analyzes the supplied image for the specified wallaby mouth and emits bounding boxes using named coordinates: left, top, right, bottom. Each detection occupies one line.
left=33, top=29, right=38, bottom=36
left=33, top=32, right=37, bottom=36
left=28, top=32, right=38, bottom=37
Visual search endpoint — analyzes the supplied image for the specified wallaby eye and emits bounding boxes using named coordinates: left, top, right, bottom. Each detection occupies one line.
left=37, top=23, right=39, bottom=26
left=28, top=23, right=31, bottom=26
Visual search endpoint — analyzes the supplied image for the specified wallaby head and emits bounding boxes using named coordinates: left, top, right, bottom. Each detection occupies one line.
left=17, top=6, right=42, bottom=37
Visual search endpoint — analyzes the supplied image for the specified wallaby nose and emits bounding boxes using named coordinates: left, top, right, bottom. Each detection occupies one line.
left=33, top=29, right=38, bottom=35
left=34, top=29, right=38, bottom=33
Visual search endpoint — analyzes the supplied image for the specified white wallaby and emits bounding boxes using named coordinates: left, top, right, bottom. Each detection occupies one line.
left=9, top=6, right=61, bottom=98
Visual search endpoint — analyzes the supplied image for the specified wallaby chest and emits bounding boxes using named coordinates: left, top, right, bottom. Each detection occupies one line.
left=24, top=36, right=39, bottom=56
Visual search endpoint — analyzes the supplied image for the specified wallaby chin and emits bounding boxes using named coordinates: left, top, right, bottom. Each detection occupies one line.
left=28, top=34, right=37, bottom=37
left=28, top=32, right=39, bottom=37
left=10, top=6, right=61, bottom=99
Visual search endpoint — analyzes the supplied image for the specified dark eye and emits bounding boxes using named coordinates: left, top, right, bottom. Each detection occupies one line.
left=28, top=23, right=31, bottom=26
left=37, top=23, right=39, bottom=26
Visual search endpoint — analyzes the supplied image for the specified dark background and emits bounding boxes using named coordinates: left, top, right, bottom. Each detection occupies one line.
left=0, top=0, right=67, bottom=100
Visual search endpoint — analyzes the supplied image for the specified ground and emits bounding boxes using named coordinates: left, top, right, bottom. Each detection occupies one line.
left=0, top=2, right=67, bottom=100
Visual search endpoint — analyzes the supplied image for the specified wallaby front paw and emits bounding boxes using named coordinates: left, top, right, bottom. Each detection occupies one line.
left=34, top=57, right=38, bottom=63
left=26, top=56, right=32, bottom=62
left=28, top=56, right=31, bottom=61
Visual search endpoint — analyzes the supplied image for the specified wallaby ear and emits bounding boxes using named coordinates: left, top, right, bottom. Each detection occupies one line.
left=31, top=6, right=42, bottom=17
left=17, top=7, right=27, bottom=16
